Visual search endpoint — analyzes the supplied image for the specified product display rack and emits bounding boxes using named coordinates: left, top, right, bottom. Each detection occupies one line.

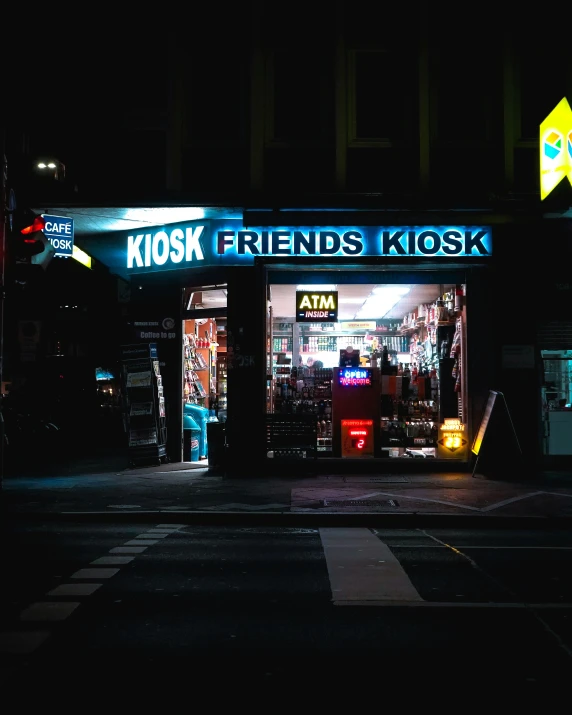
left=216, top=354, right=228, bottom=418
left=183, top=333, right=209, bottom=405
left=121, top=343, right=168, bottom=467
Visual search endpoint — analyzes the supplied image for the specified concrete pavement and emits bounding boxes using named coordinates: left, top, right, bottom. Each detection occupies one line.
left=2, top=456, right=572, bottom=527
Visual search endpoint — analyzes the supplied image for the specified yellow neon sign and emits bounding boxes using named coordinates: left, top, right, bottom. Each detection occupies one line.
left=540, top=97, right=572, bottom=200
left=72, top=245, right=92, bottom=269
left=437, top=420, right=468, bottom=458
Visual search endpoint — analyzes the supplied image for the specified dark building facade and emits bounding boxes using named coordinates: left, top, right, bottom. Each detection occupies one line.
left=5, top=2, right=572, bottom=474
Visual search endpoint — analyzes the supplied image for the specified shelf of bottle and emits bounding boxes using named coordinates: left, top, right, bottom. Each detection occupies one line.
left=381, top=419, right=438, bottom=425
left=273, top=331, right=402, bottom=337
left=297, top=351, right=341, bottom=355
left=274, top=398, right=332, bottom=403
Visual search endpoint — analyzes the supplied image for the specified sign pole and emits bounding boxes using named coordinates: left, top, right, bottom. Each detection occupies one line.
left=0, top=132, right=7, bottom=488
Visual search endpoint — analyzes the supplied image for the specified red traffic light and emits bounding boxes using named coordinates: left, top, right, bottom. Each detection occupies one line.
left=12, top=213, right=55, bottom=268
left=21, top=216, right=46, bottom=237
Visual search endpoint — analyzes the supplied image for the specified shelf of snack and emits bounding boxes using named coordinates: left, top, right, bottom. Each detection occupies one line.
left=183, top=319, right=218, bottom=409
left=216, top=354, right=228, bottom=420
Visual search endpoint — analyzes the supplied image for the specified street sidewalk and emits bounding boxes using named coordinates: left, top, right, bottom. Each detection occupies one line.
left=2, top=454, right=572, bottom=527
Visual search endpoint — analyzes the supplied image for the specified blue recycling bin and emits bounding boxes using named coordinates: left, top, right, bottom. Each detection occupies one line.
left=183, top=403, right=209, bottom=459
left=183, top=414, right=201, bottom=462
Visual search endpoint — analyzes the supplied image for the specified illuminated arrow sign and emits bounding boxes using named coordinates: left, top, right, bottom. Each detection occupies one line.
left=540, top=97, right=572, bottom=200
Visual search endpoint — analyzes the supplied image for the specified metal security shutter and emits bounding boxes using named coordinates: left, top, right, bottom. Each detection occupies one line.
left=537, top=321, right=572, bottom=350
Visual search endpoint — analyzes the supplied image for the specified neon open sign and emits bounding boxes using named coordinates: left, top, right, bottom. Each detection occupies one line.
left=339, top=368, right=372, bottom=386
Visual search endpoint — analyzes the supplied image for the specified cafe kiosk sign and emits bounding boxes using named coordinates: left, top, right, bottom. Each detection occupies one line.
left=437, top=418, right=468, bottom=459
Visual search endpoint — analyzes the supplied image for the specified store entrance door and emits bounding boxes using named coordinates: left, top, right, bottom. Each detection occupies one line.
left=182, top=285, right=228, bottom=467
left=541, top=350, right=572, bottom=460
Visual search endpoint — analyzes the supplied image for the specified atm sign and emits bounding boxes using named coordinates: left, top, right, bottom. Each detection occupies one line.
left=296, top=291, right=338, bottom=322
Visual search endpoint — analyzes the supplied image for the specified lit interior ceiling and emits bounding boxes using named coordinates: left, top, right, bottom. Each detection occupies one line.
left=196, top=284, right=454, bottom=320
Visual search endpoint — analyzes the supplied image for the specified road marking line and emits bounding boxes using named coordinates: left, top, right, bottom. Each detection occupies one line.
left=155, top=524, right=186, bottom=528
left=47, top=583, right=102, bottom=596
left=420, top=529, right=572, bottom=659
left=541, top=491, right=572, bottom=499
left=20, top=602, right=80, bottom=621
left=135, top=533, right=169, bottom=539
left=333, top=601, right=572, bottom=608
left=91, top=556, right=135, bottom=565
left=0, top=631, right=51, bottom=654
left=319, top=527, right=422, bottom=602
left=383, top=545, right=572, bottom=549
left=343, top=490, right=482, bottom=511
left=184, top=503, right=289, bottom=511
left=71, top=568, right=120, bottom=579
left=144, top=529, right=173, bottom=534
left=109, top=546, right=148, bottom=554
left=124, top=539, right=159, bottom=546
left=480, top=492, right=545, bottom=512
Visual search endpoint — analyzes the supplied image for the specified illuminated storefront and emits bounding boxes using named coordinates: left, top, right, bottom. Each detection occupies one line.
left=73, top=210, right=572, bottom=474
left=91, top=216, right=491, bottom=471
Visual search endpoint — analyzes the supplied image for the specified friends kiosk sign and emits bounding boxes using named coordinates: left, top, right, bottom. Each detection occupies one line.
left=341, top=419, right=374, bottom=458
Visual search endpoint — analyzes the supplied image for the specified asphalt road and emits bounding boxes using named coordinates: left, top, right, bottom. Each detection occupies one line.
left=2, top=521, right=572, bottom=699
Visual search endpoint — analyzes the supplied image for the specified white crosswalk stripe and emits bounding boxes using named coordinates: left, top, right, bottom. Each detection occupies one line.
left=320, top=527, right=423, bottom=604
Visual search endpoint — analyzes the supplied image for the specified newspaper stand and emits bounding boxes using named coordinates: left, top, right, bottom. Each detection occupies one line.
left=121, top=343, right=168, bottom=467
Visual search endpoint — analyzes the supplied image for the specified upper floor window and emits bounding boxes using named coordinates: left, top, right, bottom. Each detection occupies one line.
left=349, top=50, right=417, bottom=144
left=517, top=35, right=572, bottom=140
left=433, top=50, right=499, bottom=143
left=269, top=50, right=334, bottom=143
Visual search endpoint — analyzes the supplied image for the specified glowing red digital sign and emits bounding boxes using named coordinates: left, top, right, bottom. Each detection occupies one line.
left=350, top=429, right=367, bottom=449
left=341, top=420, right=374, bottom=458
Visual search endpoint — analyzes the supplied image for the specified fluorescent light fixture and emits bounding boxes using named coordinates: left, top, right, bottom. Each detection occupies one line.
left=124, top=207, right=205, bottom=224
left=338, top=297, right=365, bottom=304
left=354, top=285, right=410, bottom=319
left=296, top=284, right=337, bottom=291
left=371, top=285, right=410, bottom=296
